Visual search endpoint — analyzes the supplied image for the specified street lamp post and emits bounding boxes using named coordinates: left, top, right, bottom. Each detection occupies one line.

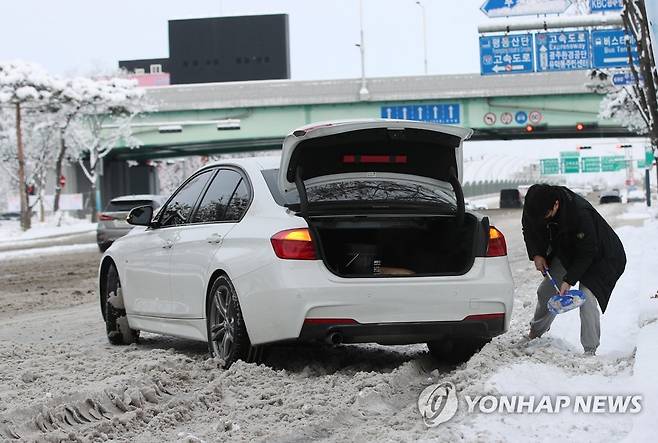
left=357, top=0, right=369, bottom=99
left=416, top=1, right=428, bottom=75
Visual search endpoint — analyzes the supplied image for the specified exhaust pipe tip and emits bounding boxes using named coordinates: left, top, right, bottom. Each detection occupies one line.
left=326, top=331, right=343, bottom=345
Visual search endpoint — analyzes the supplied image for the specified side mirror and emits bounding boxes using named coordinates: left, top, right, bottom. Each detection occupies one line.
left=127, top=205, right=154, bottom=226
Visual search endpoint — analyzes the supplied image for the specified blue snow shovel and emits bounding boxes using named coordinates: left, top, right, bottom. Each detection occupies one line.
left=544, top=269, right=587, bottom=315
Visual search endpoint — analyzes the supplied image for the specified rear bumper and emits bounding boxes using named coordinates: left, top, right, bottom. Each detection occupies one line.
left=299, top=316, right=505, bottom=345
left=233, top=256, right=514, bottom=346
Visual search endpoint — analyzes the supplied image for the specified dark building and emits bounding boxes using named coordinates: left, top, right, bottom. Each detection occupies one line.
left=119, top=14, right=290, bottom=85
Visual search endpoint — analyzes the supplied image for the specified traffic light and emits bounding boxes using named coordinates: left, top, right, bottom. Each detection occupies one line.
left=525, top=124, right=535, bottom=133
left=576, top=123, right=585, bottom=131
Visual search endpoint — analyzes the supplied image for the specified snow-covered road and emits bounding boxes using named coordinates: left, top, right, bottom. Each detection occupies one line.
left=0, top=203, right=656, bottom=442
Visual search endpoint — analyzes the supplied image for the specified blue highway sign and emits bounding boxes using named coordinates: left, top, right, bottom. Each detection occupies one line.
left=590, top=0, right=623, bottom=13
left=535, top=30, right=591, bottom=72
left=612, top=71, right=635, bottom=86
left=592, top=29, right=639, bottom=68
left=480, top=33, right=534, bottom=75
left=481, top=0, right=572, bottom=18
left=380, top=104, right=461, bottom=124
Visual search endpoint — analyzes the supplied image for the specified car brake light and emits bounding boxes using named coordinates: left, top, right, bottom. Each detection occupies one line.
left=98, top=213, right=114, bottom=221
left=271, top=228, right=317, bottom=260
left=342, top=154, right=407, bottom=164
left=486, top=226, right=507, bottom=257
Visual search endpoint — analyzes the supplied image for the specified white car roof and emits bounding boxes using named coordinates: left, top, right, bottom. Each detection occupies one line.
left=200, top=155, right=282, bottom=172
left=110, top=194, right=165, bottom=202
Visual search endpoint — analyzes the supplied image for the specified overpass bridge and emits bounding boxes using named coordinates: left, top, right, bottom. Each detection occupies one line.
left=114, top=70, right=627, bottom=160
left=97, top=70, right=628, bottom=206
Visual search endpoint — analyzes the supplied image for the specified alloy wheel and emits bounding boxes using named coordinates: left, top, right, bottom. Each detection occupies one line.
left=210, top=284, right=235, bottom=360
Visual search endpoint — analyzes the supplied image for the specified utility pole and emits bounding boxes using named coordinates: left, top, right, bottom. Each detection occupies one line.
left=416, top=1, right=428, bottom=75
left=357, top=0, right=370, bottom=100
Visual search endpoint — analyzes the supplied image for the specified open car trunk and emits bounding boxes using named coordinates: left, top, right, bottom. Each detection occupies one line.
left=309, top=213, right=486, bottom=277
left=277, top=120, right=480, bottom=277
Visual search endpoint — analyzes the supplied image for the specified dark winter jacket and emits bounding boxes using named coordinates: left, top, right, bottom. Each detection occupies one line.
left=522, top=185, right=626, bottom=313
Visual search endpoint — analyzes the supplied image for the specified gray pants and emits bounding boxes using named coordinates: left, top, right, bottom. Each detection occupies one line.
left=530, top=258, right=600, bottom=352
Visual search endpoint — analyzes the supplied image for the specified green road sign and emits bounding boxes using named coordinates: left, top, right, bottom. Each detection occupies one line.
left=562, top=157, right=580, bottom=174
left=581, top=156, right=601, bottom=173
left=601, top=155, right=626, bottom=172
left=645, top=147, right=654, bottom=168
left=540, top=158, right=560, bottom=175
left=560, top=151, right=580, bottom=158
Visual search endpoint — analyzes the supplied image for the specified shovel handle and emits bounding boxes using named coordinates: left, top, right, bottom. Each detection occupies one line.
left=543, top=269, right=561, bottom=294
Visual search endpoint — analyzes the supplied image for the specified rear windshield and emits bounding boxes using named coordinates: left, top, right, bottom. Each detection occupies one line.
left=262, top=169, right=456, bottom=210
left=105, top=200, right=161, bottom=212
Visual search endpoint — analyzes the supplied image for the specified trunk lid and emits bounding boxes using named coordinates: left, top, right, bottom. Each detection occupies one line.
left=277, top=120, right=472, bottom=214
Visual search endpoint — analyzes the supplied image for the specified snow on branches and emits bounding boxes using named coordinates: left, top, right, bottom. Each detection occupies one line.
left=0, top=60, right=146, bottom=229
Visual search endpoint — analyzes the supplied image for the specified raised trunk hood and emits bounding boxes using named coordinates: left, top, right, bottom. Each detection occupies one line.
left=277, top=120, right=473, bottom=195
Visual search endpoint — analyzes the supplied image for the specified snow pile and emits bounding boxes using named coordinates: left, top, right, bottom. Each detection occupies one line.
left=616, top=202, right=656, bottom=221
left=0, top=213, right=94, bottom=245
left=460, top=213, right=658, bottom=442
left=0, top=243, right=98, bottom=262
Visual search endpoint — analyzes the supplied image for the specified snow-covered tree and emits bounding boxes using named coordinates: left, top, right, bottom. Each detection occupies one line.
left=595, top=0, right=658, bottom=186
left=48, top=77, right=94, bottom=213
left=0, top=61, right=60, bottom=230
left=0, top=105, right=59, bottom=221
left=620, top=0, right=658, bottom=150
left=156, top=156, right=212, bottom=195
left=599, top=86, right=650, bottom=134
left=66, top=77, right=144, bottom=221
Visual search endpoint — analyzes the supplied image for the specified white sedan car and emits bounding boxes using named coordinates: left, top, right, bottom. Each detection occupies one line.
left=99, top=120, right=514, bottom=367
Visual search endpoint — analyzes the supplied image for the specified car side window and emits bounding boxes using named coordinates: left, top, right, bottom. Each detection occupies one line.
left=224, top=179, right=250, bottom=221
left=159, top=171, right=212, bottom=227
left=192, top=169, right=247, bottom=224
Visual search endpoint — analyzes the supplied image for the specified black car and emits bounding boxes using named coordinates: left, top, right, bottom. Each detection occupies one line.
left=500, top=189, right=522, bottom=209
left=599, top=190, right=622, bottom=204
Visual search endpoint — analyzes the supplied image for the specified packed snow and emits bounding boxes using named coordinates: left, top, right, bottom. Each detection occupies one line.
left=0, top=203, right=656, bottom=442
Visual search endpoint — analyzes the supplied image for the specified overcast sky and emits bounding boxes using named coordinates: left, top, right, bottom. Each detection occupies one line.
left=0, top=1, right=646, bottom=181
left=0, top=0, right=489, bottom=79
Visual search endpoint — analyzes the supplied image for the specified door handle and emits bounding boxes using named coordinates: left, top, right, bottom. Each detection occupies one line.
left=162, top=240, right=173, bottom=249
left=207, top=234, right=223, bottom=244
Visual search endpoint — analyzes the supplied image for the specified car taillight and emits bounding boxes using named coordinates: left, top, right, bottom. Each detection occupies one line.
left=98, top=213, right=114, bottom=221
left=486, top=226, right=507, bottom=257
left=271, top=228, right=317, bottom=260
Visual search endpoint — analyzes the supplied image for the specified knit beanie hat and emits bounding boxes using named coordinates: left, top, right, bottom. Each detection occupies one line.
left=525, top=184, right=559, bottom=218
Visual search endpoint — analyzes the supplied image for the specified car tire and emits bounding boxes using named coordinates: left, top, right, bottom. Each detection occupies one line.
left=427, top=337, right=490, bottom=364
left=206, top=275, right=261, bottom=368
left=105, top=264, right=140, bottom=345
